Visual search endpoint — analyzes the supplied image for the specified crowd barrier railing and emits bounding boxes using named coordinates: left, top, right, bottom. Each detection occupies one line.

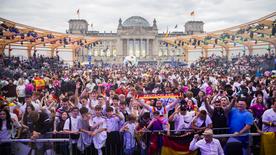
left=0, top=129, right=263, bottom=155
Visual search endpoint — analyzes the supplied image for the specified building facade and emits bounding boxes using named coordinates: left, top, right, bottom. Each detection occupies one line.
left=185, top=21, right=204, bottom=35
left=68, top=16, right=204, bottom=64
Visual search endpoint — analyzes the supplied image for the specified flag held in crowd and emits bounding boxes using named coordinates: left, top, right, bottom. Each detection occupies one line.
left=161, top=134, right=197, bottom=155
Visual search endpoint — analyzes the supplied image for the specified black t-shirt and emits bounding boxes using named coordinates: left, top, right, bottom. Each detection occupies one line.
left=212, top=107, right=227, bottom=128
left=1, top=84, right=17, bottom=97
left=191, top=87, right=200, bottom=97
left=33, top=112, right=51, bottom=134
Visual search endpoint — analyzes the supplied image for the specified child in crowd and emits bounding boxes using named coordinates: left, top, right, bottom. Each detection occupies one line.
left=120, top=114, right=137, bottom=155
left=89, top=105, right=107, bottom=155
left=105, top=106, right=124, bottom=155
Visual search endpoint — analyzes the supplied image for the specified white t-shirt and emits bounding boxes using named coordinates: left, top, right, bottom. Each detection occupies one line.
left=191, top=115, right=212, bottom=128
left=20, top=102, right=41, bottom=113
left=106, top=116, right=122, bottom=132
left=63, top=116, right=80, bottom=131
left=173, top=112, right=194, bottom=131
left=262, top=108, right=276, bottom=132
left=16, top=85, right=26, bottom=97
left=200, top=82, right=209, bottom=93
left=89, top=99, right=98, bottom=110
left=89, top=116, right=107, bottom=135
left=233, top=82, right=241, bottom=89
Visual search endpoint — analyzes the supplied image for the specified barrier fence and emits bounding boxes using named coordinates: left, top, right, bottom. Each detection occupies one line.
left=0, top=130, right=265, bottom=155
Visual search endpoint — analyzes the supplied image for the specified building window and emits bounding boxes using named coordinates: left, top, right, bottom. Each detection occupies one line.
left=94, top=49, right=98, bottom=57
left=135, top=40, right=140, bottom=57
left=106, top=48, right=111, bottom=57
left=100, top=49, right=105, bottom=56
left=113, top=48, right=117, bottom=57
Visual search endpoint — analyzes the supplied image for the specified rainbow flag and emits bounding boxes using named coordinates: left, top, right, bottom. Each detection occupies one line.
left=161, top=134, right=197, bottom=155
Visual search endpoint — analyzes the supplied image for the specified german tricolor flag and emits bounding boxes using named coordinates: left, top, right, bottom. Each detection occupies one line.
left=161, top=134, right=197, bottom=155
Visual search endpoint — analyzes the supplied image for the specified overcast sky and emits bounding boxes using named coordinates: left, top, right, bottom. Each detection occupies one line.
left=0, top=0, right=275, bottom=34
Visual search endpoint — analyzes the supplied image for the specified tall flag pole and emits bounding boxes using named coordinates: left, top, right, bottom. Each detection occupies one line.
left=77, top=9, right=80, bottom=19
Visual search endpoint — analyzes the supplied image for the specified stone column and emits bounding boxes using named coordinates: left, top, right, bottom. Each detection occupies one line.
left=132, top=39, right=135, bottom=56
left=139, top=39, right=142, bottom=57
left=109, top=41, right=112, bottom=57
left=133, top=39, right=136, bottom=56
left=127, top=39, right=130, bottom=56
left=146, top=39, right=149, bottom=58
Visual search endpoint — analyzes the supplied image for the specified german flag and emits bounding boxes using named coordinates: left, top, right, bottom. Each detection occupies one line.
left=161, top=134, right=198, bottom=155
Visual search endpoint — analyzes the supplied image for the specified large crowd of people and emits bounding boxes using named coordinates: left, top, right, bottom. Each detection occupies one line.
left=0, top=52, right=275, bottom=155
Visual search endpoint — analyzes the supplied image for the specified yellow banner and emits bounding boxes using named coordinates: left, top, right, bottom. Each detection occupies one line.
left=260, top=132, right=276, bottom=155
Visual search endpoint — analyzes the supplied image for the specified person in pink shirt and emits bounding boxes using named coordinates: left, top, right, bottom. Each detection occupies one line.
left=205, top=82, right=213, bottom=96
left=25, top=81, right=34, bottom=96
left=182, top=85, right=189, bottom=94
left=250, top=91, right=267, bottom=128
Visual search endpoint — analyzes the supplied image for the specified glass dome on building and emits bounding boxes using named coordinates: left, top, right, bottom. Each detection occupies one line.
left=122, top=16, right=150, bottom=27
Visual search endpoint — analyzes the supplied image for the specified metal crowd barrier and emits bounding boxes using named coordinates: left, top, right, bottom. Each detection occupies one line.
left=0, top=130, right=262, bottom=155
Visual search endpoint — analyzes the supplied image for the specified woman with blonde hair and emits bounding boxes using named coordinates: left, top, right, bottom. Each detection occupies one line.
left=16, top=78, right=26, bottom=104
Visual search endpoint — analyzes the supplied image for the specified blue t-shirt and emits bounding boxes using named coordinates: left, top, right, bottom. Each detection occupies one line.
left=228, top=108, right=254, bottom=143
left=229, top=108, right=253, bottom=133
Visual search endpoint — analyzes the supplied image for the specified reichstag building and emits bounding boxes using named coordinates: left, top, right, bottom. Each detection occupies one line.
left=68, top=16, right=204, bottom=63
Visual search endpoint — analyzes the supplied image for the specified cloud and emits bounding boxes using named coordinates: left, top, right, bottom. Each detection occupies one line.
left=0, top=0, right=275, bottom=33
